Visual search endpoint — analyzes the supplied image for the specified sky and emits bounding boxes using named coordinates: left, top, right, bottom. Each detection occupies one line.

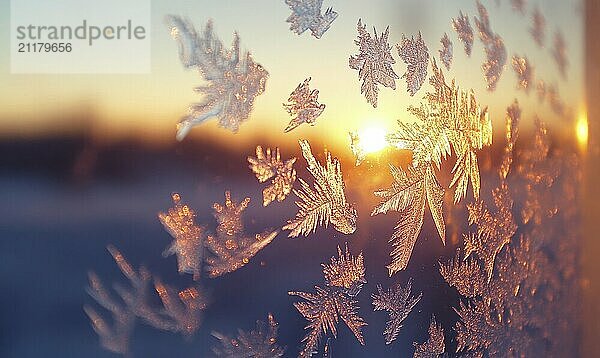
left=0, top=0, right=585, bottom=149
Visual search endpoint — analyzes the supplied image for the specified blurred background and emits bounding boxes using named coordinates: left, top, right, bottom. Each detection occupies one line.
left=1, top=0, right=596, bottom=357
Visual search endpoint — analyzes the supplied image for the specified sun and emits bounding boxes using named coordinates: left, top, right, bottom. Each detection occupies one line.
left=357, top=126, right=387, bottom=154
left=576, top=110, right=588, bottom=151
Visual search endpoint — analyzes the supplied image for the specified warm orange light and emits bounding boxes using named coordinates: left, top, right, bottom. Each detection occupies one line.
left=576, top=110, right=588, bottom=151
left=357, top=126, right=387, bottom=154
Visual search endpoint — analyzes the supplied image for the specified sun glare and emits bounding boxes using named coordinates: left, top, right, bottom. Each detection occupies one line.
left=358, top=126, right=387, bottom=154
left=576, top=110, right=588, bottom=151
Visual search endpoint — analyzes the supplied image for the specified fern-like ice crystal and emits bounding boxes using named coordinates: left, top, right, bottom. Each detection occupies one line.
left=158, top=193, right=204, bottom=280
left=283, top=77, right=326, bottom=132
left=285, top=0, right=338, bottom=39
left=289, top=245, right=367, bottom=357
left=397, top=32, right=430, bottom=96
left=284, top=140, right=357, bottom=238
left=372, top=278, right=422, bottom=344
left=205, top=191, right=279, bottom=277
left=212, top=313, right=285, bottom=357
left=248, top=146, right=297, bottom=206
left=166, top=17, right=268, bottom=140
left=349, top=19, right=398, bottom=107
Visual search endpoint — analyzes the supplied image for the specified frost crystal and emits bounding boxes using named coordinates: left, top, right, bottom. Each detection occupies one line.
left=349, top=19, right=398, bottom=107
left=552, top=31, right=568, bottom=78
left=511, top=55, right=534, bottom=93
left=85, top=246, right=208, bottom=354
left=413, top=316, right=445, bottom=358
left=158, top=193, right=204, bottom=280
left=530, top=7, right=545, bottom=47
left=372, top=278, right=422, bottom=344
left=212, top=313, right=285, bottom=357
left=283, top=77, right=326, bottom=132
left=372, top=164, right=445, bottom=275
left=474, top=1, right=507, bottom=91
left=452, top=11, right=474, bottom=57
left=322, top=244, right=366, bottom=297
left=284, top=140, right=357, bottom=238
left=379, top=60, right=491, bottom=274
left=440, top=96, right=581, bottom=355
left=387, top=59, right=492, bottom=203
left=152, top=280, right=207, bottom=335
left=289, top=245, right=367, bottom=357
left=397, top=32, right=430, bottom=96
left=205, top=191, right=279, bottom=277
left=248, top=146, right=297, bottom=206
left=285, top=0, right=338, bottom=39
left=166, top=17, right=268, bottom=140
left=439, top=33, right=453, bottom=71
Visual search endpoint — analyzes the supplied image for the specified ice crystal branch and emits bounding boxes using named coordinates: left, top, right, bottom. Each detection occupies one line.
left=212, top=313, right=285, bottom=357
left=511, top=55, right=534, bottom=93
left=372, top=278, right=422, bottom=344
left=322, top=244, right=366, bottom=297
left=166, top=17, right=268, bottom=139
left=397, top=32, right=430, bottom=96
left=284, top=140, right=357, bottom=238
left=85, top=246, right=208, bottom=354
left=387, top=59, right=492, bottom=203
left=474, top=1, right=507, bottom=91
left=151, top=279, right=207, bottom=335
left=158, top=193, right=204, bottom=280
left=378, top=59, right=491, bottom=273
left=439, top=33, right=453, bottom=71
left=205, top=191, right=279, bottom=277
left=289, top=245, right=367, bottom=357
left=283, top=77, right=326, bottom=132
left=248, top=146, right=297, bottom=206
left=285, top=0, right=338, bottom=39
left=372, top=164, right=445, bottom=275
left=413, top=316, right=446, bottom=358
left=349, top=19, right=398, bottom=107
left=452, top=11, right=474, bottom=57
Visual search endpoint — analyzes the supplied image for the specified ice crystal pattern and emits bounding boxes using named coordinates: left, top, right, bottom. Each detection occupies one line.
left=205, top=191, right=279, bottom=277
left=439, top=33, right=453, bottom=71
left=474, top=1, right=507, bottom=91
left=440, top=99, right=581, bottom=356
left=511, top=55, right=534, bottom=93
left=378, top=60, right=492, bottom=274
left=85, top=246, right=207, bottom=354
left=413, top=316, right=445, bottom=358
left=372, top=278, right=422, bottom=344
left=166, top=17, right=268, bottom=140
left=284, top=140, right=357, bottom=238
left=285, top=0, right=338, bottom=39
left=283, top=77, right=326, bottom=132
left=212, top=314, right=285, bottom=357
left=530, top=7, right=545, bottom=47
left=158, top=193, right=204, bottom=280
left=349, top=19, right=398, bottom=108
left=248, top=146, right=297, bottom=206
left=397, top=32, right=430, bottom=96
left=552, top=31, right=568, bottom=78
left=289, top=245, right=367, bottom=357
left=452, top=11, right=474, bottom=57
